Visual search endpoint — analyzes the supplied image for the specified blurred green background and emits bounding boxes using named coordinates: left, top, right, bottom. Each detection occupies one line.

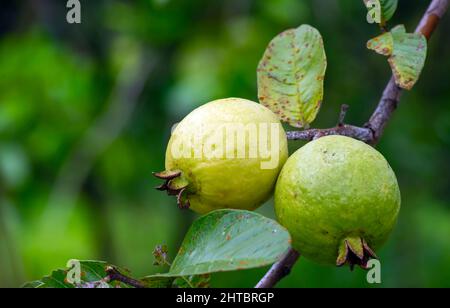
left=0, top=0, right=449, bottom=288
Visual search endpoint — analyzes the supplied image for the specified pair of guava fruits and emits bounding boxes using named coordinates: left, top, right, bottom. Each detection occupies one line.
left=155, top=98, right=401, bottom=268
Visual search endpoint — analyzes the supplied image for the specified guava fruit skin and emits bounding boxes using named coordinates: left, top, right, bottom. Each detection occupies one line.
left=274, top=135, right=401, bottom=265
left=165, top=98, right=289, bottom=214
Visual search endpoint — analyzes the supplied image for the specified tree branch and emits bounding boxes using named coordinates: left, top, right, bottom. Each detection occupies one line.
left=287, top=0, right=449, bottom=145
left=287, top=123, right=374, bottom=143
left=105, top=266, right=145, bottom=288
left=256, top=0, right=449, bottom=288
left=255, top=249, right=300, bottom=288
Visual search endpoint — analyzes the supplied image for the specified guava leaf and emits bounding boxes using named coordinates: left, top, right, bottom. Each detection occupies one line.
left=140, top=275, right=175, bottom=288
left=22, top=259, right=213, bottom=288
left=173, top=274, right=211, bottom=288
left=167, top=209, right=291, bottom=276
left=380, top=0, right=398, bottom=22
left=257, top=25, right=327, bottom=128
left=367, top=25, right=427, bottom=90
left=364, top=0, right=398, bottom=26
left=22, top=260, right=130, bottom=288
left=22, top=210, right=291, bottom=287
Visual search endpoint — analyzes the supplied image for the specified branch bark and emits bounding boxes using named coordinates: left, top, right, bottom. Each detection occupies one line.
left=105, top=266, right=145, bottom=288
left=256, top=0, right=449, bottom=288
left=255, top=249, right=300, bottom=288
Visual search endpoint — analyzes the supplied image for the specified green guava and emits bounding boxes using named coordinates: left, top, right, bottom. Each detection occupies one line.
left=155, top=98, right=289, bottom=214
left=274, top=135, right=401, bottom=269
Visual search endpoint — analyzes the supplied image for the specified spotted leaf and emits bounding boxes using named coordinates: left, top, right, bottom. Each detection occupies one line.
left=258, top=25, right=327, bottom=128
left=367, top=25, right=427, bottom=90
left=167, top=209, right=291, bottom=276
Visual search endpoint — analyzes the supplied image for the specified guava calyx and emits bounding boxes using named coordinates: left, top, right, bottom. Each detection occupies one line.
left=153, top=170, right=190, bottom=209
left=154, top=170, right=182, bottom=181
left=336, top=236, right=378, bottom=271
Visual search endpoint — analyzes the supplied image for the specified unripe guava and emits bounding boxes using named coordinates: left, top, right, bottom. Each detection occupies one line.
left=274, top=135, right=400, bottom=269
left=155, top=98, right=289, bottom=214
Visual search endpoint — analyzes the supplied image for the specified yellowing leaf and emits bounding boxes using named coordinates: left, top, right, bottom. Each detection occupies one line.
left=257, top=25, right=327, bottom=128
left=367, top=25, right=427, bottom=90
left=366, top=31, right=393, bottom=56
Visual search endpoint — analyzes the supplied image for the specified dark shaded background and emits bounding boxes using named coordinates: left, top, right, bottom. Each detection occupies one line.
left=0, top=0, right=449, bottom=288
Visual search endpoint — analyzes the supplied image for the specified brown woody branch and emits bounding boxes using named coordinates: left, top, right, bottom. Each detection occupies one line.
left=255, top=249, right=300, bottom=288
left=256, top=0, right=449, bottom=288
left=105, top=266, right=145, bottom=288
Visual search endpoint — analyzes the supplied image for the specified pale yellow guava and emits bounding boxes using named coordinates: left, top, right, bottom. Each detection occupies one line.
left=156, top=98, right=289, bottom=214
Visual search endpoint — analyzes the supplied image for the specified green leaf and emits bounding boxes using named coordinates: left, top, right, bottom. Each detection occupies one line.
left=22, top=260, right=131, bottom=288
left=167, top=209, right=291, bottom=276
left=364, top=0, right=398, bottom=26
left=173, top=274, right=211, bottom=288
left=22, top=259, right=201, bottom=288
left=22, top=281, right=45, bottom=288
left=257, top=25, right=327, bottom=128
left=24, top=269, right=73, bottom=288
left=367, top=25, right=427, bottom=90
left=22, top=211, right=291, bottom=288
left=140, top=275, right=175, bottom=288
left=380, top=0, right=398, bottom=23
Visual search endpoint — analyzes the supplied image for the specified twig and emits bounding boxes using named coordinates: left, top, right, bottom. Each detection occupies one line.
left=255, top=249, right=300, bottom=288
left=105, top=266, right=145, bottom=289
left=337, top=104, right=349, bottom=127
left=287, top=124, right=373, bottom=143
left=256, top=0, right=449, bottom=288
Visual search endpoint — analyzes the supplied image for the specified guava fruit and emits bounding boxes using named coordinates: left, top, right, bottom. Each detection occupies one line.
left=274, top=135, right=400, bottom=269
left=155, top=98, right=289, bottom=214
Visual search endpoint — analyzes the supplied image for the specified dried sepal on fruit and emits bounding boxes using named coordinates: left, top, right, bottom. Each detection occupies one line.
left=153, top=170, right=190, bottom=209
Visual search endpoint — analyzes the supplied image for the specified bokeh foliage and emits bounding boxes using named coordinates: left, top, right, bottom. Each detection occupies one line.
left=0, top=0, right=449, bottom=287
